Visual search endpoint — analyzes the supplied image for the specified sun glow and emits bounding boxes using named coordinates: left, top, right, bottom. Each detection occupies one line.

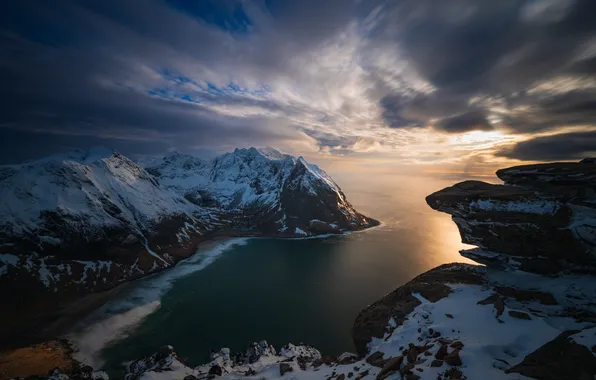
left=442, top=130, right=521, bottom=152
left=459, top=130, right=505, bottom=144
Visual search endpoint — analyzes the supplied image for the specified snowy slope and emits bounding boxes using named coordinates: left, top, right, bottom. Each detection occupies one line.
left=145, top=147, right=296, bottom=209
left=0, top=147, right=197, bottom=238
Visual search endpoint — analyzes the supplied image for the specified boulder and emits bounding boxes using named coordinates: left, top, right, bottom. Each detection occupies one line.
left=376, top=356, right=403, bottom=380
left=406, top=346, right=419, bottom=363
left=279, top=363, right=293, bottom=376
left=312, top=355, right=337, bottom=367
left=443, top=349, right=462, bottom=366
left=365, top=351, right=387, bottom=368
left=508, top=311, right=532, bottom=320
left=435, top=345, right=448, bottom=360
left=338, top=352, right=358, bottom=364
left=208, top=365, right=222, bottom=376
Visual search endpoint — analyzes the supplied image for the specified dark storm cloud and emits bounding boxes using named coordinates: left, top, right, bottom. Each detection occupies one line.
left=537, top=90, right=596, bottom=118
left=301, top=129, right=359, bottom=150
left=378, top=94, right=425, bottom=129
left=498, top=89, right=596, bottom=133
left=0, top=0, right=326, bottom=162
left=376, top=0, right=596, bottom=137
left=435, top=111, right=493, bottom=134
left=496, top=131, right=596, bottom=161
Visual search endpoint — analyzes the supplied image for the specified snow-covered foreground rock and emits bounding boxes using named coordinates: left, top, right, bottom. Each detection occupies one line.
left=353, top=264, right=596, bottom=379
left=0, top=147, right=377, bottom=348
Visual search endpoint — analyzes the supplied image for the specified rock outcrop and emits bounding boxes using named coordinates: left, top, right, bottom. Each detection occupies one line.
left=0, top=147, right=377, bottom=349
left=351, top=262, right=596, bottom=379
left=352, top=264, right=484, bottom=356
left=426, top=160, right=596, bottom=274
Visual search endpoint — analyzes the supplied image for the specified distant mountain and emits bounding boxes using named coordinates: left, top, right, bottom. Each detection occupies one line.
left=0, top=147, right=377, bottom=346
left=146, top=147, right=374, bottom=234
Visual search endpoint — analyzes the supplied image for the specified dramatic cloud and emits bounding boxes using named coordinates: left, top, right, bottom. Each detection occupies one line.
left=496, top=131, right=596, bottom=161
left=435, top=111, right=493, bottom=134
left=1, top=0, right=595, bottom=166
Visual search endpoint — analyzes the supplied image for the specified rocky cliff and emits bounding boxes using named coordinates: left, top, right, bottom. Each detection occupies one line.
left=0, top=147, right=377, bottom=349
left=350, top=159, right=596, bottom=379
left=426, top=160, right=596, bottom=274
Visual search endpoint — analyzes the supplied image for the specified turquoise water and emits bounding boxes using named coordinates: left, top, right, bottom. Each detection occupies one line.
left=69, top=172, right=491, bottom=375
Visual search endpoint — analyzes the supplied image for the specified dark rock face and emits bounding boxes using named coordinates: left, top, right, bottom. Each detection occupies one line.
left=208, top=365, right=222, bottom=376
left=426, top=160, right=596, bottom=273
left=308, top=220, right=342, bottom=234
left=279, top=362, right=293, bottom=376
left=496, top=162, right=596, bottom=198
left=352, top=263, right=484, bottom=356
left=278, top=159, right=378, bottom=233
left=506, top=331, right=596, bottom=380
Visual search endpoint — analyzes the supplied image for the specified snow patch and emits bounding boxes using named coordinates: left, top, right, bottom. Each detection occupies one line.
left=368, top=283, right=576, bottom=380
left=294, top=227, right=308, bottom=236
left=571, top=326, right=596, bottom=351
left=470, top=199, right=560, bottom=214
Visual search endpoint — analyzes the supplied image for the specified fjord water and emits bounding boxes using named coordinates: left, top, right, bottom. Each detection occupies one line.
left=70, top=172, right=495, bottom=374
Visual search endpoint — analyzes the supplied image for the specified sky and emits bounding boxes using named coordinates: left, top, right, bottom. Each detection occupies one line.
left=1, top=0, right=596, bottom=174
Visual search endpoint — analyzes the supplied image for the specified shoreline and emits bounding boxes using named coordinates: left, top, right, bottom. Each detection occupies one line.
left=0, top=227, right=381, bottom=379
left=57, top=225, right=381, bottom=333
left=35, top=236, right=241, bottom=346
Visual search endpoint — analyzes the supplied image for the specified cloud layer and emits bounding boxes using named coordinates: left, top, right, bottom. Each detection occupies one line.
left=1, top=0, right=595, bottom=165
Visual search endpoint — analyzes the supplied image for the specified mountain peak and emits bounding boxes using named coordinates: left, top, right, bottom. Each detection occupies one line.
left=256, top=147, right=287, bottom=161
left=230, top=147, right=289, bottom=161
left=15, top=146, right=117, bottom=167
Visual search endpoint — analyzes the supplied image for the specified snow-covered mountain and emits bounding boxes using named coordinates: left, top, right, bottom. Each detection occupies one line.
left=145, top=147, right=374, bottom=234
left=0, top=147, right=377, bottom=347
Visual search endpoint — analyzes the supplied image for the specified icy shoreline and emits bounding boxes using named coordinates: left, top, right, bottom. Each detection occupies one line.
left=66, top=237, right=251, bottom=369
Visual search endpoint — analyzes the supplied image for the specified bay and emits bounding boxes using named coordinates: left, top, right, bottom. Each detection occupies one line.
left=69, top=172, right=496, bottom=376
